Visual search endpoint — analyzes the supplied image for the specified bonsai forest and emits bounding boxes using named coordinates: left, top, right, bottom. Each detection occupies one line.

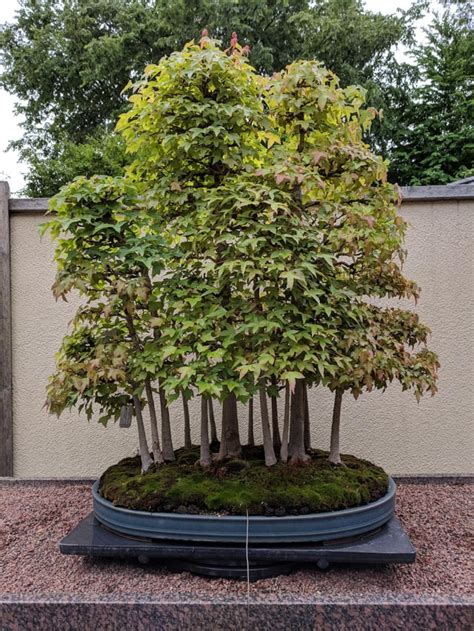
left=42, top=33, right=439, bottom=517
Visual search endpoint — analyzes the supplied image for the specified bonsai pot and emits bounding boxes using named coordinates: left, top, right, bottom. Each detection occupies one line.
left=92, top=477, right=396, bottom=544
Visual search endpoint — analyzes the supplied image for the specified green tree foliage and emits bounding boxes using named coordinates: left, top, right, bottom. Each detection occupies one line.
left=44, top=36, right=438, bottom=472
left=325, top=305, right=439, bottom=464
left=20, top=133, right=127, bottom=204
left=295, top=0, right=417, bottom=87
left=1, top=0, right=175, bottom=196
left=1, top=0, right=420, bottom=195
left=42, top=175, right=172, bottom=469
left=387, top=1, right=474, bottom=184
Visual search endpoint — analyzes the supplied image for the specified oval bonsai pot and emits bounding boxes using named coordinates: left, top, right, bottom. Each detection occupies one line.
left=92, top=477, right=396, bottom=544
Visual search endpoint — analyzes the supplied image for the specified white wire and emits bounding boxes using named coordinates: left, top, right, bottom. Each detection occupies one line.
left=245, top=509, right=250, bottom=603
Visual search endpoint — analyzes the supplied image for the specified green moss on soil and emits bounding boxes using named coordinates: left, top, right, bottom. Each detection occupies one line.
left=99, top=446, right=389, bottom=516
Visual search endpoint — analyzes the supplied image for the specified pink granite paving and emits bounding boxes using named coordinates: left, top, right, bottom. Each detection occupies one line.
left=0, top=480, right=471, bottom=601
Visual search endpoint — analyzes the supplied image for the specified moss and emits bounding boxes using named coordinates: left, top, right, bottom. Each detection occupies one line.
left=99, top=446, right=389, bottom=516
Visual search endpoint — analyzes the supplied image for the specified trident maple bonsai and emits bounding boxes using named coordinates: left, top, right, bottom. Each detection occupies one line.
left=43, top=34, right=438, bottom=512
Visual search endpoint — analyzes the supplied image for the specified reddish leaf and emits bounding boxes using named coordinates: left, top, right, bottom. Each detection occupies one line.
left=311, top=150, right=327, bottom=164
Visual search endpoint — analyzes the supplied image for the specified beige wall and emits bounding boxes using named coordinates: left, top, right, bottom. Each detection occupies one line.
left=10, top=200, right=474, bottom=477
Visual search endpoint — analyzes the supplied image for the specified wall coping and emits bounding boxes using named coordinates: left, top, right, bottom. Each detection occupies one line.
left=6, top=184, right=474, bottom=214
left=401, top=184, right=474, bottom=203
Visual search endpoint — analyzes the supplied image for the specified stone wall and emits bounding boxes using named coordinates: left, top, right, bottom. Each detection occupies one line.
left=8, top=193, right=474, bottom=476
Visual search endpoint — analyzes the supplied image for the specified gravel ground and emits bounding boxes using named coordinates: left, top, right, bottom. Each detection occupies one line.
left=0, top=481, right=471, bottom=601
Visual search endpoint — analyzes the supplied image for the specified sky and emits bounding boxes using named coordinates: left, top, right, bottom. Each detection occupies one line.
left=0, top=0, right=438, bottom=195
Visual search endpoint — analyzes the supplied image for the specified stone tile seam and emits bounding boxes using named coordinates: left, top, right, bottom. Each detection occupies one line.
left=0, top=596, right=472, bottom=606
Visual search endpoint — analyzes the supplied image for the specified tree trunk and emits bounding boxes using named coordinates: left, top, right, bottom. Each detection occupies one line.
left=280, top=382, right=290, bottom=463
left=217, top=392, right=241, bottom=460
left=208, top=398, right=218, bottom=444
left=199, top=395, right=212, bottom=467
left=328, top=389, right=344, bottom=466
left=270, top=376, right=281, bottom=450
left=289, top=379, right=310, bottom=464
left=259, top=385, right=277, bottom=467
left=124, top=311, right=161, bottom=468
left=146, top=299, right=175, bottom=459
left=145, top=380, right=164, bottom=464
left=159, top=386, right=175, bottom=461
left=132, top=395, right=153, bottom=473
left=303, top=380, right=311, bottom=451
left=182, top=392, right=192, bottom=449
left=247, top=397, right=254, bottom=446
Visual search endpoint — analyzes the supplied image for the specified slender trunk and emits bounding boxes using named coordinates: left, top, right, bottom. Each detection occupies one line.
left=159, top=386, right=175, bottom=461
left=182, top=392, right=192, bottom=449
left=145, top=380, right=164, bottom=464
left=144, top=294, right=175, bottom=459
left=280, top=382, right=290, bottom=463
left=199, top=395, right=212, bottom=467
left=217, top=393, right=241, bottom=460
left=132, top=395, right=153, bottom=473
left=328, top=389, right=344, bottom=466
left=215, top=247, right=238, bottom=460
left=124, top=310, right=163, bottom=464
left=289, top=379, right=310, bottom=464
left=259, top=385, right=277, bottom=467
left=247, top=397, right=254, bottom=446
left=208, top=398, right=218, bottom=443
left=270, top=376, right=281, bottom=450
left=303, top=380, right=311, bottom=451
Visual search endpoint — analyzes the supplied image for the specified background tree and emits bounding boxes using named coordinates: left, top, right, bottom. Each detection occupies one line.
left=1, top=0, right=422, bottom=195
left=387, top=1, right=474, bottom=184
left=295, top=0, right=420, bottom=86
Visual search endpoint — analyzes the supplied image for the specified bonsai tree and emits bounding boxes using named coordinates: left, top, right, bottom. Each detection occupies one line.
left=116, top=36, right=369, bottom=465
left=42, top=175, right=172, bottom=471
left=44, top=34, right=438, bottom=479
left=116, top=32, right=268, bottom=462
left=46, top=307, right=156, bottom=472
left=325, top=304, right=440, bottom=465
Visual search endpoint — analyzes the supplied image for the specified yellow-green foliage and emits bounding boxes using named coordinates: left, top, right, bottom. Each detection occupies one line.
left=42, top=35, right=438, bottom=463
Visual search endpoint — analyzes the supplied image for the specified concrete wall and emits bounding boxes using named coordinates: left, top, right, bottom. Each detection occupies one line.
left=10, top=200, right=474, bottom=477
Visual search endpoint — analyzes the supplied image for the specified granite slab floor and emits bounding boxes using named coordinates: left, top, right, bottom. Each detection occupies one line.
left=0, top=478, right=472, bottom=630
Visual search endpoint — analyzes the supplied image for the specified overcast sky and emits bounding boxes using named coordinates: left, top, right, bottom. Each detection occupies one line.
left=0, top=0, right=437, bottom=195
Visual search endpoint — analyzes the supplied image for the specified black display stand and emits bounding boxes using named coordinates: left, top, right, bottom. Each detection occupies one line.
left=60, top=514, right=415, bottom=580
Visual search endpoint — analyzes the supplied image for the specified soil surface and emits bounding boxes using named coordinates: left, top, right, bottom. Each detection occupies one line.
left=0, top=479, right=471, bottom=601
left=99, top=446, right=389, bottom=515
